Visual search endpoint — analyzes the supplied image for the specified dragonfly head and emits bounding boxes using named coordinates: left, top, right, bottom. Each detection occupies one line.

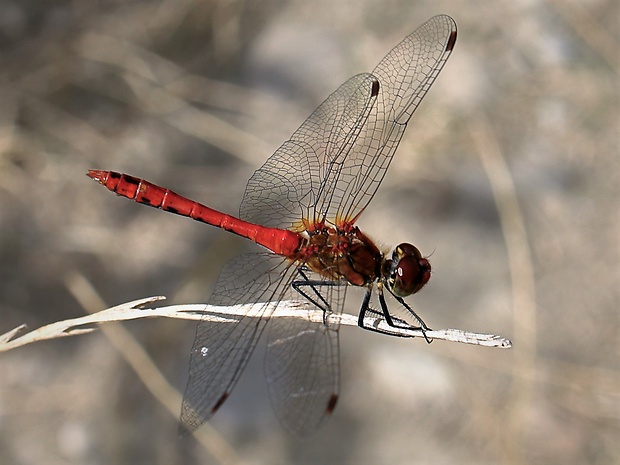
left=383, top=243, right=431, bottom=297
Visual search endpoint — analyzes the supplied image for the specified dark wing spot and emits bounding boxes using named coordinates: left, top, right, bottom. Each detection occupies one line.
left=446, top=30, right=457, bottom=51
left=210, top=392, right=229, bottom=414
left=371, top=79, right=380, bottom=97
left=326, top=394, right=339, bottom=415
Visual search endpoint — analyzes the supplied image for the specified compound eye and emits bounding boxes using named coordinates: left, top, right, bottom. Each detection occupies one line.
left=388, top=244, right=431, bottom=297
left=392, top=243, right=421, bottom=261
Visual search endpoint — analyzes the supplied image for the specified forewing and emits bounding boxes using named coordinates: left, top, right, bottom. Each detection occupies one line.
left=325, top=14, right=457, bottom=224
left=264, top=270, right=345, bottom=436
left=239, top=73, right=379, bottom=230
left=179, top=253, right=296, bottom=434
left=240, top=15, right=456, bottom=230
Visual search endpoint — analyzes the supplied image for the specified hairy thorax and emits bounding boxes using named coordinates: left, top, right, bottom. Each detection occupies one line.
left=291, top=224, right=383, bottom=287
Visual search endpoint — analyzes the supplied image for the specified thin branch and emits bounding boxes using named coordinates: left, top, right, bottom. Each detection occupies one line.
left=0, top=296, right=511, bottom=352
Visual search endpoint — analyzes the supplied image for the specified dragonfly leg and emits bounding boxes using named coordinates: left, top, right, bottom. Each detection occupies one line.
left=357, top=285, right=432, bottom=342
left=380, top=288, right=431, bottom=343
left=292, top=268, right=345, bottom=325
left=390, top=294, right=431, bottom=332
left=356, top=288, right=410, bottom=338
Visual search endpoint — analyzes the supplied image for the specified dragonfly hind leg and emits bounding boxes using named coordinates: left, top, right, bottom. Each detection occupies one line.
left=292, top=268, right=346, bottom=326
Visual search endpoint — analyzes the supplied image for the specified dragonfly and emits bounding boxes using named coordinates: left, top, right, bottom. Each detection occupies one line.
left=88, top=15, right=457, bottom=436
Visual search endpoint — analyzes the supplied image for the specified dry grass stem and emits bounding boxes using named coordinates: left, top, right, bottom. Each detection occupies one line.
left=0, top=297, right=511, bottom=353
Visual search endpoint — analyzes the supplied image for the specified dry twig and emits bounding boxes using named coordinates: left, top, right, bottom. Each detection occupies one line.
left=0, top=296, right=511, bottom=352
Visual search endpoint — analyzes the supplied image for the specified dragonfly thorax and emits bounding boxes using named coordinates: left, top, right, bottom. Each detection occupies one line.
left=295, top=224, right=383, bottom=287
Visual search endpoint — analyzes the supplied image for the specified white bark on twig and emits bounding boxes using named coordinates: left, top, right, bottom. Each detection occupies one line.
left=0, top=296, right=512, bottom=352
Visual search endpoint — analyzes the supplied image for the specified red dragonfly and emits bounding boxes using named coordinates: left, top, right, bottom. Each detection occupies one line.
left=88, top=15, right=457, bottom=436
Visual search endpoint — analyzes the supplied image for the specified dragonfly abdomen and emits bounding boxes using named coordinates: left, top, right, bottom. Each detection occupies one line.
left=87, top=170, right=302, bottom=256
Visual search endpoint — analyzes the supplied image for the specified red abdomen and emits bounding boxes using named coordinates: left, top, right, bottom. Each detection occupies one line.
left=87, top=170, right=302, bottom=256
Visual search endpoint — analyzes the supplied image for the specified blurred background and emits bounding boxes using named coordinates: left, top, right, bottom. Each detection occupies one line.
left=0, top=0, right=617, bottom=464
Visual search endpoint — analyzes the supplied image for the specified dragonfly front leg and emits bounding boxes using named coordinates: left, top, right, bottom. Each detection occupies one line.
left=357, top=288, right=408, bottom=328
left=358, top=284, right=432, bottom=342
left=379, top=286, right=431, bottom=343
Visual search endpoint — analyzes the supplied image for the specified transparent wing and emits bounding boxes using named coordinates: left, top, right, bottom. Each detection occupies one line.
left=180, top=254, right=345, bottom=437
left=329, top=14, right=457, bottom=223
left=240, top=73, right=379, bottom=230
left=264, top=270, right=345, bottom=436
left=239, top=15, right=457, bottom=229
left=179, top=253, right=297, bottom=434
